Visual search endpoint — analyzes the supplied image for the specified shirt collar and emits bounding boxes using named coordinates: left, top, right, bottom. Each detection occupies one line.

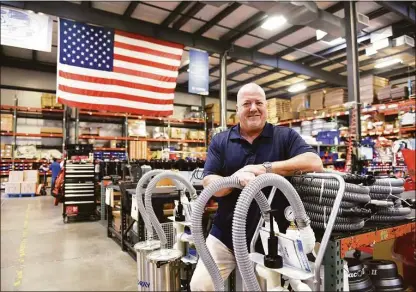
left=230, top=122, right=273, bottom=140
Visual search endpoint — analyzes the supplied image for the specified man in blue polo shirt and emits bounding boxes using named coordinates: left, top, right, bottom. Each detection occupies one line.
left=190, top=83, right=323, bottom=291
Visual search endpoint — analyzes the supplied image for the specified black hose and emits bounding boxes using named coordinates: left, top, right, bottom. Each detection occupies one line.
left=374, top=178, right=404, bottom=187
left=303, top=196, right=358, bottom=208
left=368, top=214, right=410, bottom=222
left=294, top=185, right=371, bottom=203
left=375, top=207, right=412, bottom=216
left=307, top=212, right=363, bottom=224
left=291, top=177, right=369, bottom=194
left=369, top=185, right=404, bottom=194
left=303, top=202, right=372, bottom=217
left=310, top=220, right=365, bottom=231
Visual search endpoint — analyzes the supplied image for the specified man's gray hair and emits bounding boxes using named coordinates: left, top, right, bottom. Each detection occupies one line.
left=237, top=83, right=266, bottom=103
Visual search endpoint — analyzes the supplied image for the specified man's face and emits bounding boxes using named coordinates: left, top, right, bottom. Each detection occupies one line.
left=236, top=91, right=267, bottom=131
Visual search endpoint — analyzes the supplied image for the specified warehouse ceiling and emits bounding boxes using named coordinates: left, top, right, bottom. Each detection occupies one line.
left=0, top=1, right=415, bottom=101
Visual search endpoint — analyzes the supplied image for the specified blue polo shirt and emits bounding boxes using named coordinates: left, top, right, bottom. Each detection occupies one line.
left=203, top=123, right=315, bottom=251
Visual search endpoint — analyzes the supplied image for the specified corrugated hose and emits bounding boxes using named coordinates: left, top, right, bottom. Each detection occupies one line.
left=293, top=185, right=371, bottom=203
left=291, top=176, right=369, bottom=194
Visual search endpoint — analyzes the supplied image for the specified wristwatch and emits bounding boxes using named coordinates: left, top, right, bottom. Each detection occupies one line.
left=262, top=161, right=273, bottom=173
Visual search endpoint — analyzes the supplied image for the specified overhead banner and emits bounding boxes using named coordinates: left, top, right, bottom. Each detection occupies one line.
left=188, top=49, right=209, bottom=95
left=1, top=6, right=53, bottom=52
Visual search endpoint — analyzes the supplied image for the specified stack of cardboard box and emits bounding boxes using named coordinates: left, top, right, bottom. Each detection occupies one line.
left=41, top=93, right=63, bottom=109
left=204, top=103, right=220, bottom=124
left=267, top=98, right=291, bottom=123
left=309, top=90, right=325, bottom=110
left=360, top=75, right=389, bottom=104
left=1, top=114, right=13, bottom=132
left=291, top=94, right=309, bottom=112
left=129, top=141, right=148, bottom=160
left=5, top=170, right=38, bottom=195
left=324, top=88, right=348, bottom=107
left=1, top=144, right=13, bottom=158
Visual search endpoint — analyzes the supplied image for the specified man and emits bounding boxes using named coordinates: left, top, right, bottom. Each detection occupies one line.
left=190, top=83, right=323, bottom=291
left=50, top=158, right=62, bottom=191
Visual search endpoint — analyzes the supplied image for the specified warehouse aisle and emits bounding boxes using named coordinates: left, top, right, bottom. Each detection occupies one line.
left=1, top=194, right=137, bottom=291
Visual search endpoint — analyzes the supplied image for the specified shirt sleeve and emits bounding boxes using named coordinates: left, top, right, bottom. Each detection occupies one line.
left=203, top=134, right=223, bottom=177
left=286, top=128, right=316, bottom=158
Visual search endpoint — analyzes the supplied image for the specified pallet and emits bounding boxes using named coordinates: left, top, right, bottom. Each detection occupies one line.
left=7, top=193, right=36, bottom=198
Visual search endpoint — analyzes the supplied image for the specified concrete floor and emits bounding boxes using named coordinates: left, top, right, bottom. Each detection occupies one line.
left=1, top=194, right=137, bottom=291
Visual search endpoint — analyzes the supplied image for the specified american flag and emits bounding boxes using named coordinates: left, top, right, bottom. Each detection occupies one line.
left=57, top=18, right=184, bottom=116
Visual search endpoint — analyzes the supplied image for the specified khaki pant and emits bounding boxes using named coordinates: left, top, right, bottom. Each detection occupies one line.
left=190, top=235, right=236, bottom=291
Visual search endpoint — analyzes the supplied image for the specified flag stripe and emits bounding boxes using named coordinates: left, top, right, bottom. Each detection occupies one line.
left=58, top=85, right=174, bottom=105
left=59, top=70, right=176, bottom=95
left=114, top=47, right=181, bottom=67
left=59, top=63, right=177, bottom=88
left=115, top=30, right=184, bottom=52
left=57, top=97, right=173, bottom=116
left=57, top=90, right=173, bottom=111
left=114, top=59, right=179, bottom=78
left=114, top=54, right=179, bottom=71
left=114, top=41, right=182, bottom=61
left=113, top=66, right=177, bottom=83
left=58, top=74, right=174, bottom=100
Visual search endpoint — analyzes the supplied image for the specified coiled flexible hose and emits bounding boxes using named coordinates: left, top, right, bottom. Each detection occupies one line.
left=232, top=174, right=310, bottom=292
left=369, top=185, right=404, bottom=194
left=190, top=176, right=270, bottom=292
left=374, top=178, right=404, bottom=187
left=369, top=192, right=394, bottom=200
left=307, top=212, right=363, bottom=224
left=291, top=176, right=369, bottom=194
left=368, top=214, right=410, bottom=222
left=303, top=196, right=358, bottom=208
left=303, top=202, right=372, bottom=217
left=375, top=207, right=412, bottom=216
left=294, top=185, right=371, bottom=203
left=310, top=220, right=364, bottom=231
left=144, top=171, right=197, bottom=248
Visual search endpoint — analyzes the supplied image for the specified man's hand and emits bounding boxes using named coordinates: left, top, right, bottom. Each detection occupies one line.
left=233, top=170, right=256, bottom=187
left=239, top=164, right=266, bottom=176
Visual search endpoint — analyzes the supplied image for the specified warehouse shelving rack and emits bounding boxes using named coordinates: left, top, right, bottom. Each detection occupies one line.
left=322, top=219, right=415, bottom=291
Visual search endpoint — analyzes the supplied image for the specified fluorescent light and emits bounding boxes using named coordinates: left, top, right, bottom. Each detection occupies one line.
left=374, top=58, right=402, bottom=69
left=261, top=16, right=287, bottom=31
left=288, top=83, right=307, bottom=93
left=324, top=37, right=345, bottom=46
left=316, top=30, right=327, bottom=40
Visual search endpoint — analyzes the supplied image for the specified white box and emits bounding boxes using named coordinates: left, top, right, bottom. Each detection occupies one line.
left=23, top=170, right=38, bottom=182
left=5, top=182, right=20, bottom=194
left=20, top=182, right=37, bottom=194
left=8, top=171, right=24, bottom=182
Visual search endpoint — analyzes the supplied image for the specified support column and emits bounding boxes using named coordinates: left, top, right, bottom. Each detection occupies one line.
left=220, top=52, right=227, bottom=129
left=74, top=108, right=79, bottom=144
left=345, top=1, right=361, bottom=142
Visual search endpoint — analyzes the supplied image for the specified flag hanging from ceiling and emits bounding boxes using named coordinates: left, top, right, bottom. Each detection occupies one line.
left=57, top=18, right=184, bottom=116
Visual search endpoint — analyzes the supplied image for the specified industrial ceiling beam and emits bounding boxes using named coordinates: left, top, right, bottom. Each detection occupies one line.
left=3, top=1, right=347, bottom=86
left=227, top=68, right=281, bottom=91
left=160, top=1, right=192, bottom=27
left=219, top=11, right=268, bottom=43
left=172, top=2, right=206, bottom=30
left=377, top=66, right=416, bottom=79
left=1, top=56, right=56, bottom=73
left=267, top=83, right=331, bottom=99
left=194, top=2, right=241, bottom=36
left=209, top=64, right=258, bottom=88
left=376, top=1, right=415, bottom=24
left=123, top=1, right=139, bottom=18
left=383, top=69, right=416, bottom=81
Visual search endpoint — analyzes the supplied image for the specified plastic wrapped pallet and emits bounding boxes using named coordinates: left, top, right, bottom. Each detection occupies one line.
left=23, top=170, right=38, bottom=182
left=5, top=182, right=20, bottom=195
left=21, top=182, right=37, bottom=194
left=8, top=171, right=24, bottom=182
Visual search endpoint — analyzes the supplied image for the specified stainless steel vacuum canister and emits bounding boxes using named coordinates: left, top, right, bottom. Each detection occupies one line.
left=147, top=249, right=182, bottom=291
left=134, top=240, right=160, bottom=291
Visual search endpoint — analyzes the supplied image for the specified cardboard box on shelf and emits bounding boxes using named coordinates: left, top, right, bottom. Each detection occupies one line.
left=112, top=210, right=121, bottom=232
left=8, top=171, right=24, bottom=182
left=187, top=130, right=199, bottom=140
left=40, top=127, right=63, bottom=134
left=309, top=90, right=325, bottom=110
left=197, top=130, right=205, bottom=140
left=1, top=114, right=13, bottom=132
left=280, top=112, right=295, bottom=121
left=110, top=140, right=117, bottom=148
left=5, top=182, right=20, bottom=194
left=205, top=103, right=220, bottom=123
left=299, top=109, right=315, bottom=118
left=4, top=144, right=12, bottom=151
left=21, top=182, right=37, bottom=194
left=128, top=120, right=147, bottom=137
left=41, top=94, right=54, bottom=108
left=170, top=128, right=185, bottom=139
left=1, top=150, right=12, bottom=159
left=23, top=170, right=38, bottom=182
left=291, top=94, right=309, bottom=112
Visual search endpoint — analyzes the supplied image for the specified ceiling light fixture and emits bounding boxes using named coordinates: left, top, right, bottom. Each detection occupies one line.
left=261, top=16, right=287, bottom=31
left=288, top=83, right=307, bottom=93
left=316, top=29, right=327, bottom=40
left=324, top=37, right=345, bottom=46
left=374, top=58, right=403, bottom=69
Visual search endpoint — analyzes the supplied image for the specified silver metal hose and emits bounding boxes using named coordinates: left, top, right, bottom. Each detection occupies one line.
left=310, top=220, right=364, bottom=231
left=190, top=176, right=271, bottom=292
left=369, top=192, right=394, bottom=200
left=294, top=185, right=371, bottom=203
left=307, top=212, right=362, bottom=224
left=303, top=202, right=367, bottom=216
left=291, top=176, right=369, bottom=194
left=232, top=173, right=311, bottom=292
left=303, top=196, right=358, bottom=208
left=144, top=171, right=197, bottom=248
